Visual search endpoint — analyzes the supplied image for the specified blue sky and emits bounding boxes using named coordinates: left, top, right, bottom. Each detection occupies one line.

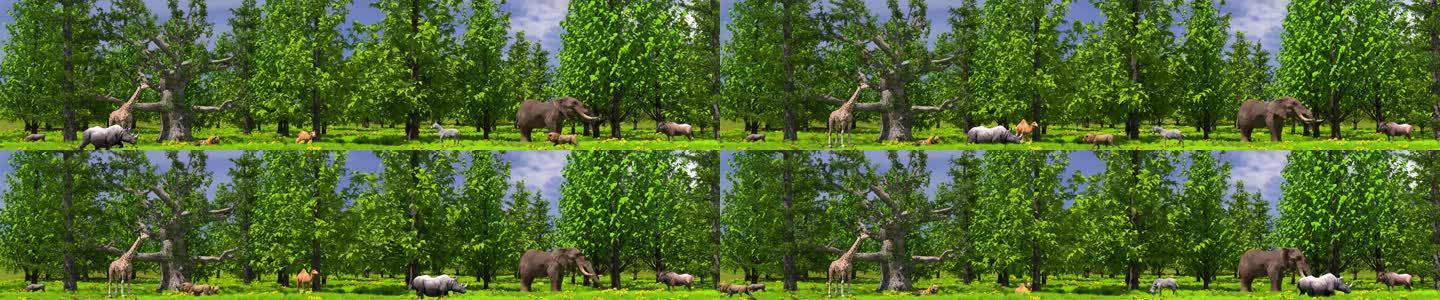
left=1, top=1, right=1287, bottom=60
left=719, top=150, right=1291, bottom=214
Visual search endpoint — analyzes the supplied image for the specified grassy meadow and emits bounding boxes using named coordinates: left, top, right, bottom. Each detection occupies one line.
left=0, top=271, right=1433, bottom=299
left=2, top=120, right=1437, bottom=150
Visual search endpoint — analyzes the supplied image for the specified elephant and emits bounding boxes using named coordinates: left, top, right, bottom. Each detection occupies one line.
left=1237, top=248, right=1312, bottom=292
left=1236, top=97, right=1322, bottom=142
left=515, top=97, right=601, bottom=142
left=518, top=248, right=600, bottom=292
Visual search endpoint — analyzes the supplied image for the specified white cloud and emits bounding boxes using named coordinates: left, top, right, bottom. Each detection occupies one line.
left=1226, top=151, right=1289, bottom=193
left=1229, top=0, right=1288, bottom=51
left=507, top=0, right=569, bottom=44
left=505, top=151, right=569, bottom=196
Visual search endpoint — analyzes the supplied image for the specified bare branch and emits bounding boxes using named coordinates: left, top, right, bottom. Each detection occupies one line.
left=192, top=100, right=236, bottom=113
left=869, top=35, right=902, bottom=64
left=148, top=36, right=180, bottom=64
left=95, top=244, right=167, bottom=262
left=817, top=93, right=886, bottom=111
left=194, top=248, right=238, bottom=263
left=911, top=97, right=961, bottom=113
left=912, top=249, right=958, bottom=263
left=147, top=184, right=182, bottom=215
left=814, top=245, right=888, bottom=261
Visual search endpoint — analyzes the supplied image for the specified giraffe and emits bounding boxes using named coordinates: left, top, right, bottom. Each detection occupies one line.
left=829, top=80, right=869, bottom=147
left=827, top=227, right=871, bottom=298
left=108, top=229, right=150, bottom=298
left=827, top=78, right=871, bottom=148
left=108, top=80, right=152, bottom=130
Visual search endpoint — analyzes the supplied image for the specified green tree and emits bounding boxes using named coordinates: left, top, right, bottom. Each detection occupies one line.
left=212, top=0, right=261, bottom=134
left=971, top=0, right=1070, bottom=141
left=458, top=0, right=510, bottom=138
left=971, top=151, right=1070, bottom=289
left=931, top=1, right=982, bottom=131
left=252, top=0, right=349, bottom=137
left=1176, top=151, right=1231, bottom=288
left=368, top=0, right=460, bottom=140
left=1091, top=0, right=1179, bottom=139
left=213, top=151, right=262, bottom=283
left=250, top=151, right=346, bottom=290
left=0, top=0, right=102, bottom=139
left=1177, top=0, right=1230, bottom=139
left=1274, top=151, right=1412, bottom=275
left=0, top=152, right=99, bottom=290
left=1227, top=181, right=1271, bottom=252
left=1076, top=151, right=1178, bottom=289
left=1407, top=2, right=1440, bottom=139
left=558, top=151, right=678, bottom=288
left=455, top=151, right=510, bottom=287
left=933, top=151, right=982, bottom=283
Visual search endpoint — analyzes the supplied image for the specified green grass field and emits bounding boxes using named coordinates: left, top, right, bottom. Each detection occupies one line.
left=2, top=120, right=1437, bottom=150
left=0, top=271, right=1433, bottom=299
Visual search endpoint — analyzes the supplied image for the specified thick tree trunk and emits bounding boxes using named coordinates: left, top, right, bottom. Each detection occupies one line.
left=709, top=160, right=723, bottom=288
left=62, top=151, right=78, bottom=291
left=61, top=1, right=78, bottom=142
left=278, top=119, right=291, bottom=137
left=242, top=111, right=254, bottom=135
left=782, top=151, right=798, bottom=291
left=278, top=271, right=290, bottom=287
left=609, top=92, right=623, bottom=139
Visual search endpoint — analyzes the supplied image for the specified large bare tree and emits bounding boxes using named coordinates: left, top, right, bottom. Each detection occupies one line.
left=817, top=151, right=956, bottom=291
left=96, top=0, right=234, bottom=141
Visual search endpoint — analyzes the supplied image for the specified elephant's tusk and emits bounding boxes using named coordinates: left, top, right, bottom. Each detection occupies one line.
left=577, top=111, right=601, bottom=122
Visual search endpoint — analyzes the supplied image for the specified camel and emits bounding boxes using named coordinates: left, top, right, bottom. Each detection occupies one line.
left=108, top=228, right=150, bottom=298
left=295, top=268, right=319, bottom=292
left=827, top=75, right=871, bottom=148
left=827, top=225, right=871, bottom=298
left=108, top=80, right=151, bottom=130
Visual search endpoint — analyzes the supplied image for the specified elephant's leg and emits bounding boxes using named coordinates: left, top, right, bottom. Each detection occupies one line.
left=551, top=274, right=562, bottom=291
left=519, top=276, right=532, bottom=292
left=1269, top=270, right=1283, bottom=292
left=1239, top=276, right=1251, bottom=292
left=1240, top=127, right=1252, bottom=142
left=520, top=127, right=533, bottom=142
left=1270, top=124, right=1282, bottom=142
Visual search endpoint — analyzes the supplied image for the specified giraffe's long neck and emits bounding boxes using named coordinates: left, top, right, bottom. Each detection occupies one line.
left=120, top=85, right=146, bottom=111
left=840, top=234, right=866, bottom=261
left=119, top=234, right=145, bottom=261
left=839, top=86, right=865, bottom=112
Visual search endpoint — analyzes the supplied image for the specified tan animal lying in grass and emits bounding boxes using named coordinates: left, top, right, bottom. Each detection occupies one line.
left=295, top=131, right=315, bottom=144
left=917, top=284, right=939, bottom=295
left=195, top=136, right=220, bottom=146
left=915, top=136, right=941, bottom=146
left=1082, top=133, right=1115, bottom=149
left=1014, top=283, right=1030, bottom=295
left=547, top=132, right=579, bottom=147
left=179, top=282, right=219, bottom=295
left=717, top=283, right=756, bottom=299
